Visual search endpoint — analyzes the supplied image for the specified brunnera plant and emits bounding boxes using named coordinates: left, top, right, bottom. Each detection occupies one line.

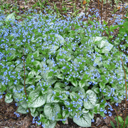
left=0, top=9, right=128, bottom=128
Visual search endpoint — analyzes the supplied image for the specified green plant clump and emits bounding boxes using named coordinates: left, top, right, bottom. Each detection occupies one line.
left=0, top=7, right=128, bottom=128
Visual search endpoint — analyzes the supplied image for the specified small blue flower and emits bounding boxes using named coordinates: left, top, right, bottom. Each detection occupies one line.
left=59, top=95, right=63, bottom=98
left=104, top=110, right=107, bottom=114
left=103, top=117, right=106, bottom=119
left=51, top=96, right=54, bottom=101
left=32, top=117, right=36, bottom=124
left=14, top=79, right=17, bottom=85
left=101, top=99, right=104, bottom=102
left=103, top=89, right=106, bottom=93
left=91, top=119, right=95, bottom=122
left=110, top=108, right=114, bottom=111
left=52, top=91, right=56, bottom=94
left=66, top=91, right=70, bottom=95
left=115, top=103, right=119, bottom=106
left=100, top=108, right=104, bottom=112
left=108, top=111, right=112, bottom=117
left=14, top=112, right=20, bottom=117
left=41, top=88, right=44, bottom=91
left=52, top=116, right=55, bottom=121
left=36, top=121, right=41, bottom=125
left=42, top=124, right=45, bottom=127
left=0, top=95, right=3, bottom=99
left=62, top=106, right=64, bottom=110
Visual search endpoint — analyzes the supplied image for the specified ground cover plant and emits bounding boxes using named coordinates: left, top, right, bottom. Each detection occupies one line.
left=0, top=0, right=128, bottom=128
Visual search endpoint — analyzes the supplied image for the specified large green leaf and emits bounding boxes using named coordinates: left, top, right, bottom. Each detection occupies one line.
left=46, top=93, right=59, bottom=103
left=62, top=109, right=69, bottom=119
left=94, top=54, right=103, bottom=67
left=28, top=95, right=46, bottom=108
left=82, top=108, right=89, bottom=114
left=33, top=50, right=39, bottom=58
left=30, top=108, right=39, bottom=117
left=44, top=103, right=60, bottom=120
left=79, top=79, right=86, bottom=88
left=88, top=111, right=94, bottom=119
left=43, top=120, right=57, bottom=128
left=99, top=82, right=105, bottom=90
left=31, top=111, right=39, bottom=117
left=5, top=93, right=13, bottom=103
left=54, top=34, right=65, bottom=45
left=70, top=78, right=78, bottom=87
left=28, top=88, right=46, bottom=108
left=26, top=85, right=36, bottom=92
left=35, top=75, right=42, bottom=82
left=101, top=44, right=113, bottom=53
left=70, top=92, right=78, bottom=100
left=54, top=82, right=65, bottom=89
left=84, top=90, right=97, bottom=109
left=92, top=36, right=113, bottom=53
left=23, top=77, right=33, bottom=84
left=6, top=51, right=16, bottom=61
left=41, top=68, right=51, bottom=80
left=91, top=87, right=99, bottom=94
left=93, top=104, right=100, bottom=113
left=5, top=12, right=15, bottom=23
left=16, top=105, right=28, bottom=114
left=47, top=59, right=55, bottom=68
left=30, top=107, right=36, bottom=113
left=26, top=53, right=33, bottom=64
left=48, top=45, right=59, bottom=54
left=0, top=83, right=7, bottom=93
left=32, top=60, right=42, bottom=68
left=56, top=49, right=72, bottom=62
left=46, top=77, right=57, bottom=85
left=55, top=72, right=64, bottom=80
left=19, top=100, right=28, bottom=109
left=73, top=113, right=91, bottom=127
left=28, top=70, right=38, bottom=78
left=115, top=67, right=124, bottom=78
left=13, top=89, right=25, bottom=102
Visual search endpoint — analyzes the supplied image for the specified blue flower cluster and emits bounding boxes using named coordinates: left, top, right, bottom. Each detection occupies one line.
left=0, top=6, right=128, bottom=127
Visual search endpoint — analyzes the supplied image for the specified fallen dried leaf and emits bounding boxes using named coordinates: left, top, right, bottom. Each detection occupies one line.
left=83, top=0, right=87, bottom=5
